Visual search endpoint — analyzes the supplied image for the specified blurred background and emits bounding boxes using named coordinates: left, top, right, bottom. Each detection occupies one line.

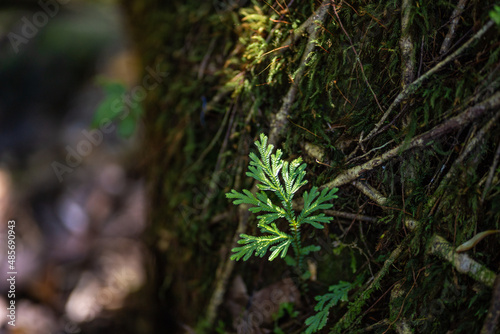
left=0, top=1, right=154, bottom=333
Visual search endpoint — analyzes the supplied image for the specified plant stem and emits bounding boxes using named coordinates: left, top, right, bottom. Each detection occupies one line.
left=290, top=219, right=303, bottom=271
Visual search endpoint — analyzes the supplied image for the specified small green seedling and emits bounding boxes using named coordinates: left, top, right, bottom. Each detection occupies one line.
left=226, top=133, right=338, bottom=270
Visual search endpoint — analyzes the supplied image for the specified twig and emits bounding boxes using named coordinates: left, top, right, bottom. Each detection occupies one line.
left=198, top=37, right=217, bottom=79
left=201, top=104, right=239, bottom=215
left=332, top=2, right=384, bottom=115
left=323, top=209, right=378, bottom=223
left=351, top=181, right=419, bottom=230
left=427, top=234, right=496, bottom=288
left=205, top=114, right=255, bottom=326
left=265, top=0, right=295, bottom=44
left=269, top=0, right=330, bottom=145
left=362, top=20, right=495, bottom=143
left=417, top=35, right=424, bottom=78
left=400, top=0, right=415, bottom=89
left=273, top=0, right=331, bottom=56
left=480, top=274, right=500, bottom=334
left=347, top=139, right=395, bottom=165
left=352, top=180, right=388, bottom=205
left=206, top=204, right=252, bottom=325
left=183, top=103, right=233, bottom=176
left=426, top=109, right=500, bottom=214
left=482, top=138, right=500, bottom=202
left=331, top=241, right=406, bottom=333
left=440, top=0, right=468, bottom=55
left=322, top=90, right=500, bottom=190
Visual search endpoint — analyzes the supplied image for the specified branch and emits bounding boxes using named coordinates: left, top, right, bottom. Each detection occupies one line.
left=332, top=2, right=384, bottom=115
left=362, top=19, right=495, bottom=143
left=425, top=108, right=500, bottom=214
left=351, top=180, right=388, bottom=205
left=482, top=138, right=500, bottom=202
left=330, top=241, right=406, bottom=333
left=323, top=209, right=378, bottom=223
left=205, top=133, right=253, bottom=326
left=481, top=274, right=500, bottom=334
left=322, top=91, right=500, bottom=189
left=351, top=180, right=419, bottom=230
left=440, top=0, right=468, bottom=55
left=206, top=200, right=252, bottom=325
left=400, top=0, right=415, bottom=89
left=273, top=0, right=331, bottom=56
left=269, top=0, right=330, bottom=145
left=427, top=234, right=496, bottom=288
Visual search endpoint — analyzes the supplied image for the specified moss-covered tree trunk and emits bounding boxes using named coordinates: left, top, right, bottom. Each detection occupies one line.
left=123, top=1, right=500, bottom=333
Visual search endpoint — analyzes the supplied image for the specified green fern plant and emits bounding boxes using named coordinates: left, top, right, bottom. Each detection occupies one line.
left=226, top=133, right=338, bottom=269
left=304, top=281, right=356, bottom=334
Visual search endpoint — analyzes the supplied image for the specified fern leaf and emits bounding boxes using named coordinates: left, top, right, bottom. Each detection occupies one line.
left=231, top=223, right=291, bottom=261
left=227, top=133, right=337, bottom=267
left=301, top=245, right=321, bottom=256
left=227, top=190, right=285, bottom=216
left=245, top=134, right=289, bottom=202
left=226, top=189, right=261, bottom=207
left=253, top=192, right=284, bottom=213
left=269, top=238, right=292, bottom=260
left=301, top=213, right=333, bottom=229
left=304, top=281, right=353, bottom=334
left=298, top=187, right=338, bottom=225
left=247, top=155, right=274, bottom=190
left=281, top=158, right=308, bottom=202
left=304, top=307, right=329, bottom=334
left=257, top=212, right=286, bottom=226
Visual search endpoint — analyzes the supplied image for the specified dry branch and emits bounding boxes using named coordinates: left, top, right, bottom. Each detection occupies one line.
left=206, top=206, right=251, bottom=325
left=352, top=180, right=388, bottom=205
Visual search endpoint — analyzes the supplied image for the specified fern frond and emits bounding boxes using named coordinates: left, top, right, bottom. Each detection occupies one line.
left=297, top=187, right=338, bottom=226
left=257, top=212, right=286, bottom=226
left=231, top=223, right=291, bottom=261
left=227, top=133, right=337, bottom=267
left=226, top=189, right=261, bottom=207
left=226, top=190, right=284, bottom=215
left=301, top=214, right=333, bottom=229
left=301, top=245, right=321, bottom=256
left=247, top=135, right=287, bottom=202
left=281, top=157, right=308, bottom=202
left=304, top=281, right=353, bottom=334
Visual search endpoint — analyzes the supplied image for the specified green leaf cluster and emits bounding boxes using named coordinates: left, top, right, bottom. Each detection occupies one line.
left=490, top=5, right=500, bottom=25
left=91, top=77, right=143, bottom=138
left=226, top=134, right=338, bottom=266
left=304, top=281, right=355, bottom=334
